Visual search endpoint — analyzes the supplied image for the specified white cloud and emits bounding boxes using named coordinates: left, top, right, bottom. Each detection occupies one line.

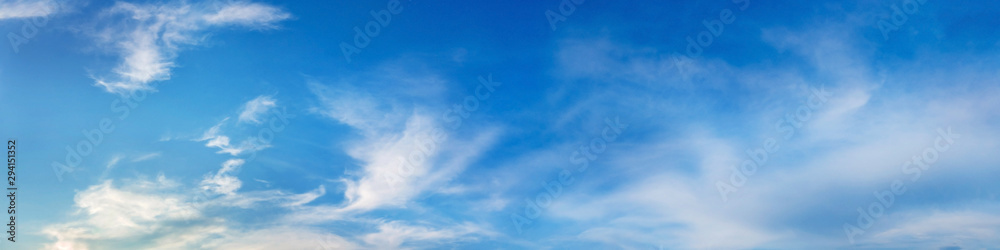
left=238, top=95, right=277, bottom=124
left=42, top=168, right=482, bottom=249
left=339, top=114, right=443, bottom=211
left=282, top=185, right=326, bottom=207
left=200, top=159, right=245, bottom=195
left=89, top=1, right=290, bottom=94
left=104, top=155, right=123, bottom=170
left=361, top=221, right=492, bottom=249
left=282, top=113, right=454, bottom=221
left=43, top=178, right=199, bottom=249
left=201, top=227, right=359, bottom=250
left=203, top=2, right=291, bottom=27
left=77, top=179, right=198, bottom=228
left=863, top=210, right=1000, bottom=248
left=545, top=170, right=788, bottom=248
left=99, top=152, right=164, bottom=180
left=272, top=72, right=502, bottom=248
left=301, top=77, right=502, bottom=219
left=43, top=172, right=336, bottom=249
left=253, top=178, right=271, bottom=187
left=98, top=154, right=124, bottom=180
left=197, top=118, right=270, bottom=155
left=521, top=22, right=1000, bottom=248
left=308, top=82, right=403, bottom=135
left=131, top=152, right=161, bottom=162
left=0, top=0, right=60, bottom=20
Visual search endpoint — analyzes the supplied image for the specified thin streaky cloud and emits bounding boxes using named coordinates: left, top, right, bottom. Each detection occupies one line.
left=238, top=95, right=277, bottom=124
left=88, top=0, right=290, bottom=94
left=0, top=0, right=60, bottom=20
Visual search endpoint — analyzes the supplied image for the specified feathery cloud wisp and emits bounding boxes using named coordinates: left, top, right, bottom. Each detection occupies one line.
left=0, top=0, right=61, bottom=20
left=89, top=1, right=289, bottom=94
left=238, top=95, right=277, bottom=124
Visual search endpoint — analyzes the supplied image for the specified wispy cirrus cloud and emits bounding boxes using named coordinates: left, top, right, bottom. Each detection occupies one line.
left=203, top=2, right=290, bottom=27
left=515, top=21, right=1000, bottom=248
left=302, top=66, right=502, bottom=216
left=200, top=158, right=245, bottom=195
left=131, top=152, right=161, bottom=162
left=0, top=0, right=62, bottom=20
left=99, top=152, right=161, bottom=179
left=853, top=209, right=1000, bottom=248
left=196, top=94, right=288, bottom=155
left=87, top=1, right=290, bottom=94
left=254, top=66, right=504, bottom=247
left=361, top=221, right=494, bottom=249
left=238, top=95, right=277, bottom=124
left=197, top=117, right=270, bottom=156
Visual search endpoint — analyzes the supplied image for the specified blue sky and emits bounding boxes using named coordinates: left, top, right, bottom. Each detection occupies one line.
left=1, top=0, right=1000, bottom=249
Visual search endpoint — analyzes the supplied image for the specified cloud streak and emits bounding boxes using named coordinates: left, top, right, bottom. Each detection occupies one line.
left=88, top=1, right=289, bottom=94
left=0, top=0, right=61, bottom=20
left=238, top=95, right=277, bottom=124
